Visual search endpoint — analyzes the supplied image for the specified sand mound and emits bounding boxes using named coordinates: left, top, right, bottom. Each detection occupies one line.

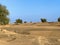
left=0, top=29, right=16, bottom=35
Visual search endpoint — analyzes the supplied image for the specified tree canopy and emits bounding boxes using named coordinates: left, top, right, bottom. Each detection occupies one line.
left=0, top=4, right=9, bottom=25
left=15, top=19, right=22, bottom=24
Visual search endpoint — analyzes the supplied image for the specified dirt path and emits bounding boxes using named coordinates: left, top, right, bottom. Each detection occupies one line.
left=0, top=40, right=8, bottom=45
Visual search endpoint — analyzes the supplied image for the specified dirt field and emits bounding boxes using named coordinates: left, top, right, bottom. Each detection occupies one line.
left=0, top=22, right=60, bottom=45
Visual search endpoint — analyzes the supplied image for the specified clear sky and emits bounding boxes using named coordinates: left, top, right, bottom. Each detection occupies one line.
left=0, top=0, right=60, bottom=23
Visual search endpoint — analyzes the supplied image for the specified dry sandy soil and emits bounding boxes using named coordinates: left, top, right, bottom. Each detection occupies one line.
left=0, top=22, right=60, bottom=45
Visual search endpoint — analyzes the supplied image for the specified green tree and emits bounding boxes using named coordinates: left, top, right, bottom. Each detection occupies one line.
left=15, top=19, right=22, bottom=24
left=58, top=17, right=60, bottom=22
left=41, top=18, right=47, bottom=22
left=0, top=4, right=9, bottom=25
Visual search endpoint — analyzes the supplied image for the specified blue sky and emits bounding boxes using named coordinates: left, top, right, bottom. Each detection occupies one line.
left=0, top=0, right=60, bottom=23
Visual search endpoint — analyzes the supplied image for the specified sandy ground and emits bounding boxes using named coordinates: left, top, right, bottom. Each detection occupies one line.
left=0, top=22, right=60, bottom=45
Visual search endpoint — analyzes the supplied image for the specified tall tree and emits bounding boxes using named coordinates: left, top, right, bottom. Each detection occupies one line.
left=0, top=4, right=9, bottom=25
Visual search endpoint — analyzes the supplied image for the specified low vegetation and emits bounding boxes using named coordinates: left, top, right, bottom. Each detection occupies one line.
left=14, top=19, right=23, bottom=24
left=58, top=17, right=60, bottom=22
left=41, top=18, right=47, bottom=22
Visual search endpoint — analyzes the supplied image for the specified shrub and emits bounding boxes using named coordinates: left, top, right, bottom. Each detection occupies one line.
left=15, top=19, right=22, bottom=24
left=41, top=18, right=47, bottom=22
left=24, top=21, right=27, bottom=23
left=58, top=17, right=60, bottom=22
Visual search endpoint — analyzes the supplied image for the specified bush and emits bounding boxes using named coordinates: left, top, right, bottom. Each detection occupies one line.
left=58, top=17, right=60, bottom=22
left=24, top=21, right=27, bottom=23
left=15, top=19, right=22, bottom=24
left=41, top=18, right=47, bottom=22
